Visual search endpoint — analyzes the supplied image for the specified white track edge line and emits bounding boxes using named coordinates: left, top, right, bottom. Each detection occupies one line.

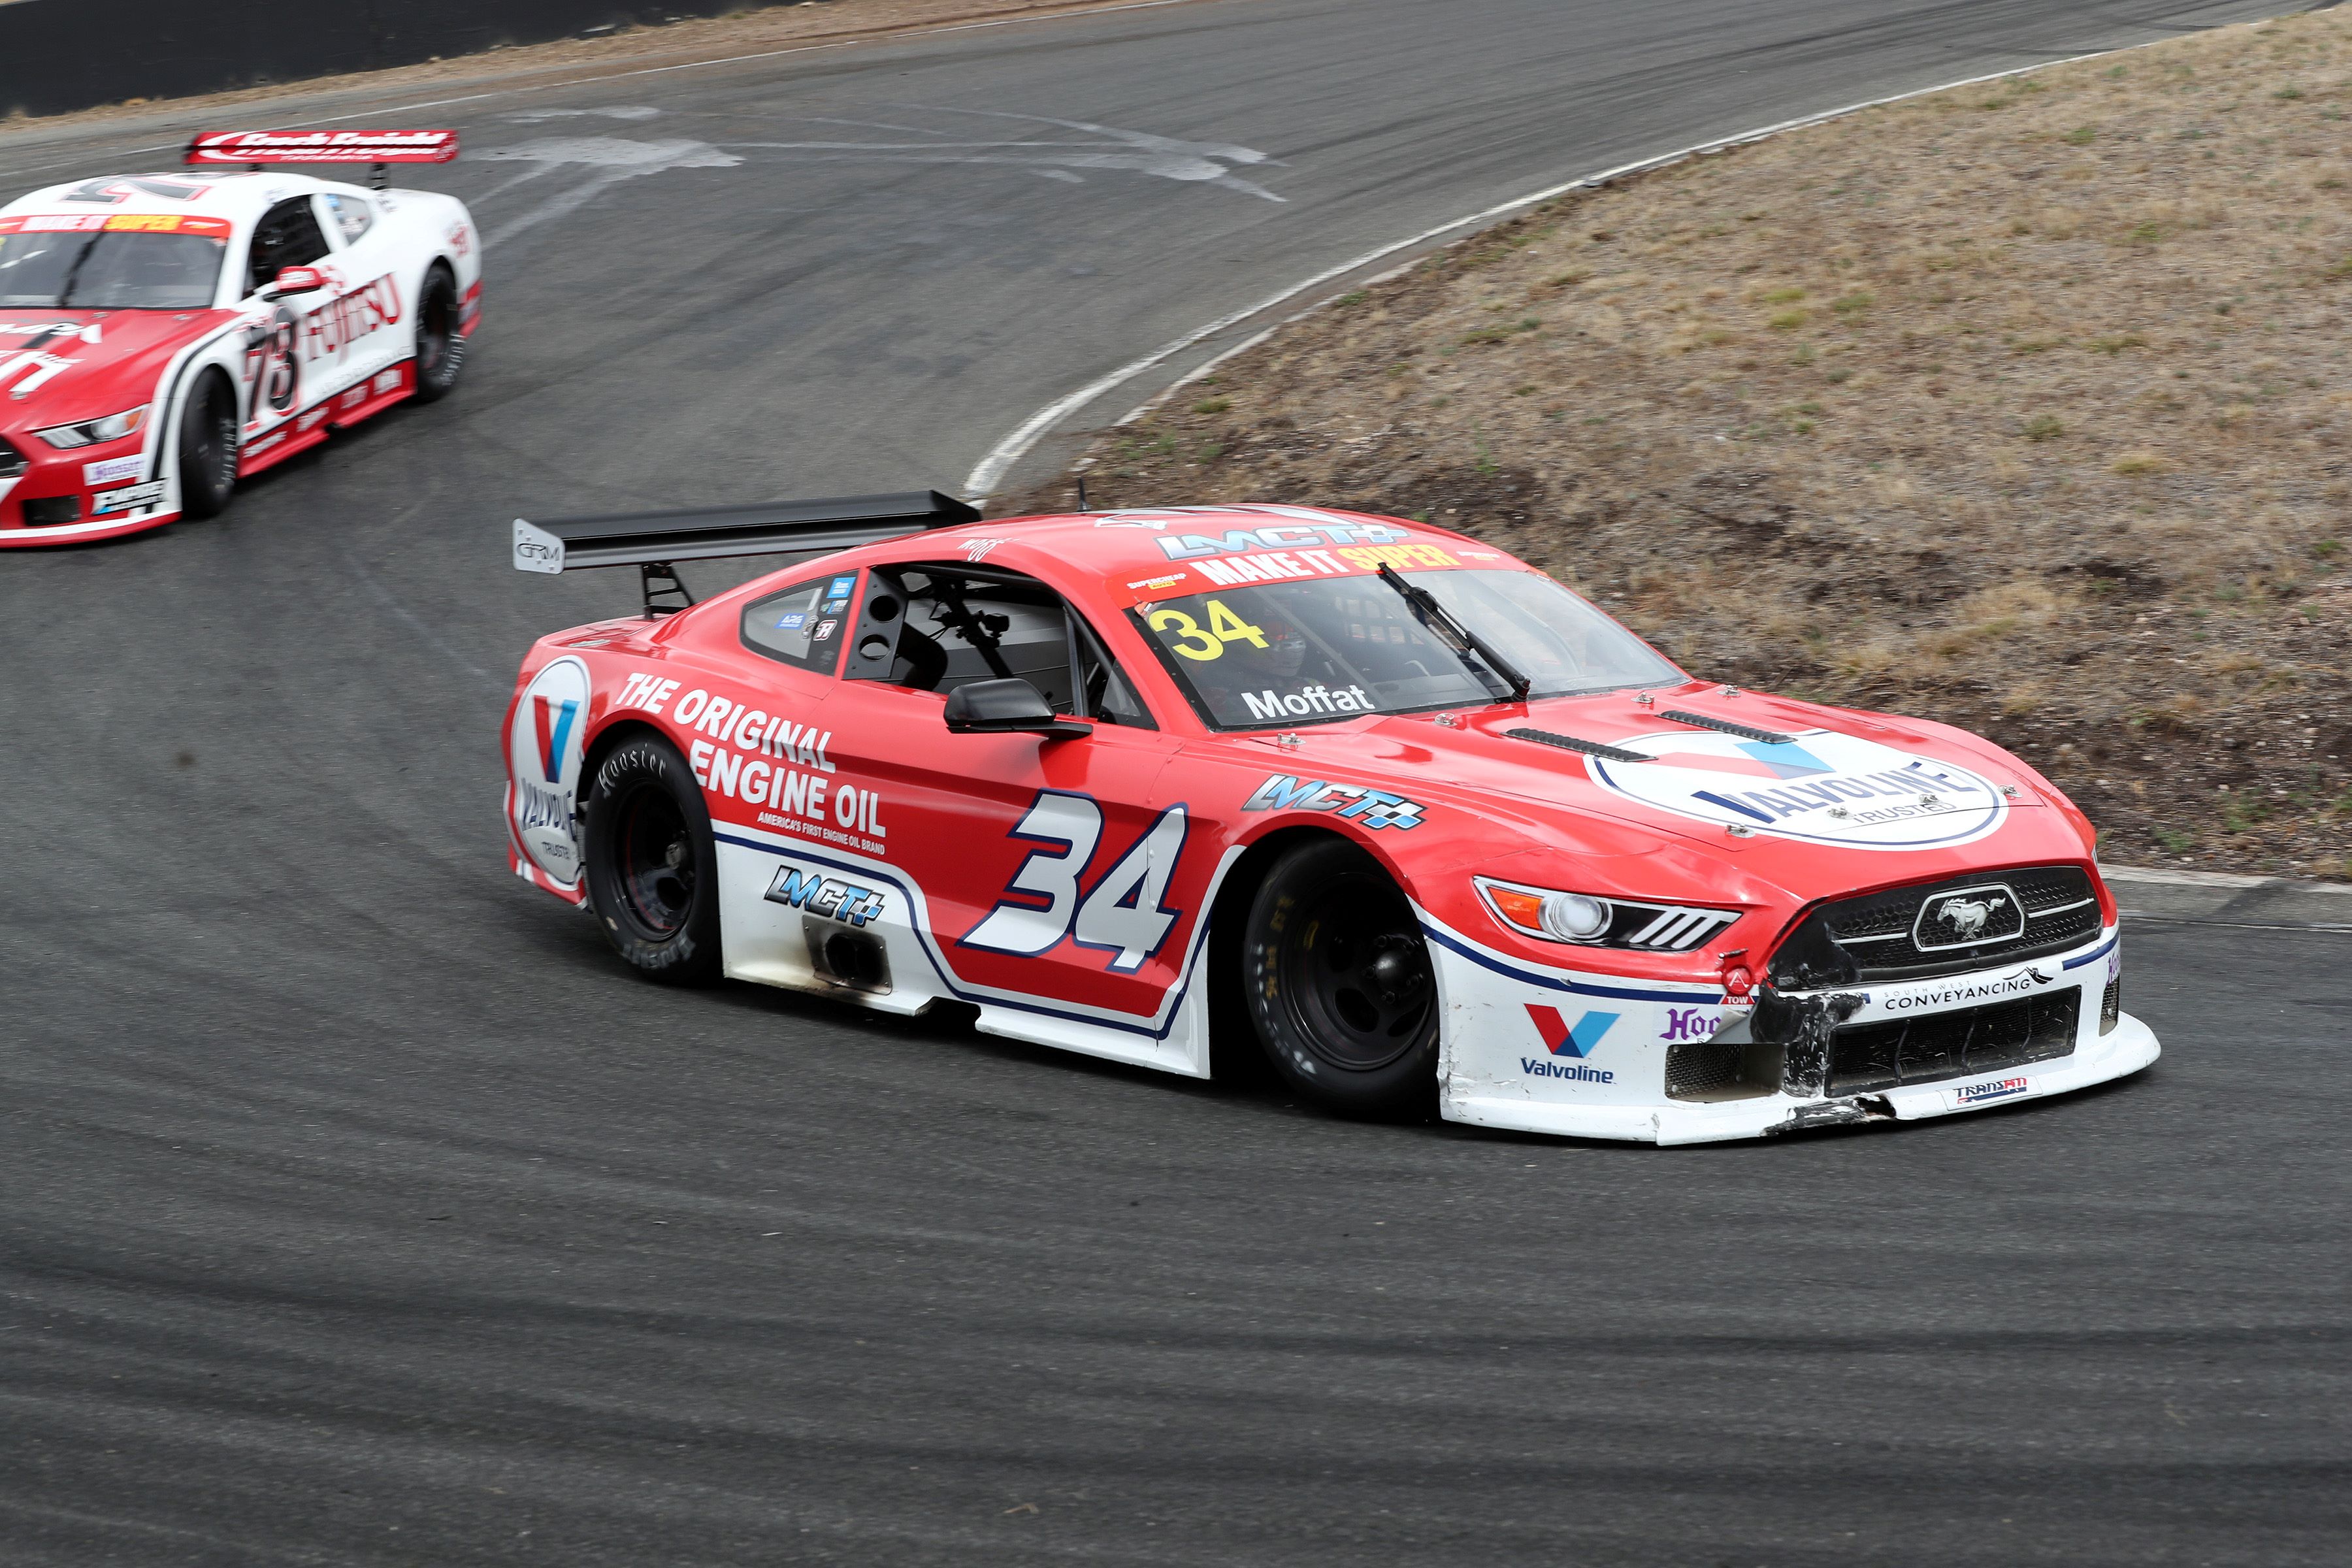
left=960, top=35, right=2214, bottom=499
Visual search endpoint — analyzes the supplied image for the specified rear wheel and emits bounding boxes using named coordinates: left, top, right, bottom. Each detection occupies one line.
left=175, top=372, right=237, bottom=519
left=410, top=265, right=465, bottom=404
left=1243, top=839, right=1440, bottom=1117
left=583, top=734, right=722, bottom=983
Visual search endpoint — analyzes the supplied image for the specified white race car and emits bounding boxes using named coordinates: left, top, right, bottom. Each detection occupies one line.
left=0, top=129, right=482, bottom=546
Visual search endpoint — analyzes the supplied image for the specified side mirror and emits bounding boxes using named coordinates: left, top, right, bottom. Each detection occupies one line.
left=943, top=678, right=1092, bottom=739
left=265, top=265, right=327, bottom=299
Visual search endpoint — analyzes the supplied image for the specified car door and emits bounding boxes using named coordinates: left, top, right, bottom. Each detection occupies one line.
left=237, top=194, right=336, bottom=441
left=825, top=562, right=1194, bottom=1027
left=312, top=189, right=408, bottom=405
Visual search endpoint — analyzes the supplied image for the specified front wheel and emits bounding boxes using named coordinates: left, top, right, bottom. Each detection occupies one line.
left=410, top=265, right=465, bottom=404
left=583, top=734, right=723, bottom=983
left=1243, top=839, right=1440, bottom=1118
left=175, top=372, right=238, bottom=519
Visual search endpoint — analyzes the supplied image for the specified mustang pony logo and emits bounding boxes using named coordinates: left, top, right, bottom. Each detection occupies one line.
left=1912, top=884, right=2025, bottom=950
left=1935, top=895, right=2004, bottom=939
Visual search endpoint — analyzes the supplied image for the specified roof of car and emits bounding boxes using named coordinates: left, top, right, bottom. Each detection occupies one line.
left=0, top=170, right=358, bottom=229
left=879, top=504, right=1508, bottom=604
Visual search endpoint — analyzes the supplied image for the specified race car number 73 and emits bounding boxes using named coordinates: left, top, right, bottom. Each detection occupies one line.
left=962, top=792, right=1190, bottom=972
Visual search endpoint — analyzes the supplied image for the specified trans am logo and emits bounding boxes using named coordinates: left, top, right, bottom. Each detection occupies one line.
left=1953, top=1075, right=2032, bottom=1106
left=1584, top=728, right=2008, bottom=851
left=508, top=657, right=591, bottom=888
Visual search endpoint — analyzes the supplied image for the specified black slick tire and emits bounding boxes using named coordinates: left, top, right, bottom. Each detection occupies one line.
left=583, top=733, right=723, bottom=984
left=410, top=264, right=465, bottom=404
left=1243, top=838, right=1441, bottom=1118
left=175, top=370, right=237, bottom=520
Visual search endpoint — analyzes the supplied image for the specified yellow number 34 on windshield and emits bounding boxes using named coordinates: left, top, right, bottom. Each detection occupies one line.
left=1148, top=600, right=1269, bottom=662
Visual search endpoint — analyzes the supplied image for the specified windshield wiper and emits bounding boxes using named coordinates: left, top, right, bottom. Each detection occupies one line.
left=1375, top=564, right=1531, bottom=702
left=54, top=234, right=103, bottom=309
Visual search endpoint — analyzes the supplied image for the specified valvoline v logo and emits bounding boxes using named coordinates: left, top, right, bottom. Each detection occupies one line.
left=532, top=694, right=579, bottom=783
left=1526, top=1005, right=1616, bottom=1058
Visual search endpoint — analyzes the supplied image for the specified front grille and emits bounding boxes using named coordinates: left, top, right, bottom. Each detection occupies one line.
left=1776, top=864, right=2101, bottom=984
left=21, top=496, right=80, bottom=526
left=0, top=438, right=25, bottom=480
left=1828, top=990, right=2079, bottom=1096
left=1666, top=1035, right=1742, bottom=1098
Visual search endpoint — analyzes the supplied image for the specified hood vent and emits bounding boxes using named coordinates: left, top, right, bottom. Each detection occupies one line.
left=1660, top=710, right=1793, bottom=745
left=1506, top=727, right=1653, bottom=764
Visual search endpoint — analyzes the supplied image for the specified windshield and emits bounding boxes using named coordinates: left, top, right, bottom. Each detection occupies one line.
left=0, top=230, right=225, bottom=309
left=1130, top=567, right=1682, bottom=728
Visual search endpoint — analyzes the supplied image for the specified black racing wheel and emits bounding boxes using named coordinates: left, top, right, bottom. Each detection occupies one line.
left=175, top=370, right=238, bottom=519
left=410, top=264, right=466, bottom=404
left=1243, top=838, right=1440, bottom=1117
left=583, top=733, right=723, bottom=983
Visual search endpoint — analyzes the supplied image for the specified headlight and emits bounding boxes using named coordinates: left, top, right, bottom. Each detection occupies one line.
left=35, top=406, right=148, bottom=449
left=1475, top=875, right=1740, bottom=953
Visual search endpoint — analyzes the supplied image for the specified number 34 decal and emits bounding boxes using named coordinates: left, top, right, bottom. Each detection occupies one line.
left=961, top=792, right=1188, bottom=973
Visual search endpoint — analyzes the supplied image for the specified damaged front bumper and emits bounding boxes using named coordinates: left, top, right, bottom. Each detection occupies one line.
left=1429, top=917, right=2155, bottom=1145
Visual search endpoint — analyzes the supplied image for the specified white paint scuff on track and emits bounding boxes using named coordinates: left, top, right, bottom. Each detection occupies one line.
left=467, top=136, right=745, bottom=244
left=722, top=109, right=1284, bottom=200
left=958, top=48, right=2140, bottom=499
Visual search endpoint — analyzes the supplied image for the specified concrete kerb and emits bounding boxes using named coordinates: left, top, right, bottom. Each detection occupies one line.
left=2104, top=864, right=2352, bottom=930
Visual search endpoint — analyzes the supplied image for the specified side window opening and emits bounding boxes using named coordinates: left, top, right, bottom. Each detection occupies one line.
left=741, top=573, right=855, bottom=674
left=1075, top=617, right=1152, bottom=728
left=244, top=197, right=332, bottom=295
left=854, top=566, right=1154, bottom=728
left=319, top=192, right=374, bottom=246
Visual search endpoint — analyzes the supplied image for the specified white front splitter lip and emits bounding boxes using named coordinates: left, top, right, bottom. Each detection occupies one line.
left=1445, top=1013, right=2158, bottom=1147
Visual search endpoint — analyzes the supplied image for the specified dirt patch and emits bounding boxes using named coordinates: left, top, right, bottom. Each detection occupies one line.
left=0, top=0, right=1208, bottom=133
left=1010, top=10, right=2352, bottom=877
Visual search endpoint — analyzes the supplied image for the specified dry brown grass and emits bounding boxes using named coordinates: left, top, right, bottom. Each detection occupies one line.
left=1011, top=9, right=2352, bottom=875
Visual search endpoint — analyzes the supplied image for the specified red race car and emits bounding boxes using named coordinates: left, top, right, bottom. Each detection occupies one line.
left=501, top=496, right=2151, bottom=1144
left=0, top=130, right=480, bottom=546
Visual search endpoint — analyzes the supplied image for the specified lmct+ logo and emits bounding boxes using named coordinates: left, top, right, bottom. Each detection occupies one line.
left=532, top=694, right=578, bottom=783
left=1525, top=1005, right=1617, bottom=1058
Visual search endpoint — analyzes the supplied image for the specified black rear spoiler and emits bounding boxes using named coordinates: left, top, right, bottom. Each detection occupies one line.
left=512, top=491, right=981, bottom=616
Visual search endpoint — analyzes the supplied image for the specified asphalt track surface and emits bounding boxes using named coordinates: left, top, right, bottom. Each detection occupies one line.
left=5, top=1, right=2348, bottom=1563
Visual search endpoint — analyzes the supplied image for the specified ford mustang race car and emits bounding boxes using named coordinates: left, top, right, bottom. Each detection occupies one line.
left=500, top=496, right=2154, bottom=1145
left=0, top=129, right=480, bottom=546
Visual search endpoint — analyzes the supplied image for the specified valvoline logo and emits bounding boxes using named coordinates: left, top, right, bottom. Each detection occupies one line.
left=1526, top=1005, right=1616, bottom=1057
left=1520, top=1005, right=1618, bottom=1085
left=509, top=656, right=591, bottom=889
left=532, top=694, right=578, bottom=783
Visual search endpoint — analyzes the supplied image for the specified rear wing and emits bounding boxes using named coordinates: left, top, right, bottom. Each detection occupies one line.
left=185, top=129, right=459, bottom=190
left=512, top=491, right=982, bottom=617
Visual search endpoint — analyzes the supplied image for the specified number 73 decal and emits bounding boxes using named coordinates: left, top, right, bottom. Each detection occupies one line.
left=960, top=792, right=1189, bottom=973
